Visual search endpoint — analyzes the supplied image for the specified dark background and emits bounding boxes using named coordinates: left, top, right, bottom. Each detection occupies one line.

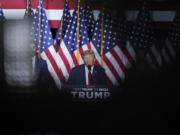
left=0, top=0, right=180, bottom=134
left=0, top=63, right=179, bottom=135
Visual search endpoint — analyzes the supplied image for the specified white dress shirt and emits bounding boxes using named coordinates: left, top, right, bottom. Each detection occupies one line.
left=85, top=65, right=94, bottom=85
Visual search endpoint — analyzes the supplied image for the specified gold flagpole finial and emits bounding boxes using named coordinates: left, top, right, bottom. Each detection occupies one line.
left=38, top=0, right=41, bottom=58
left=76, top=0, right=80, bottom=62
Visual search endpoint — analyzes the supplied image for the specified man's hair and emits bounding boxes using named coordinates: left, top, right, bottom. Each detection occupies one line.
left=82, top=50, right=95, bottom=58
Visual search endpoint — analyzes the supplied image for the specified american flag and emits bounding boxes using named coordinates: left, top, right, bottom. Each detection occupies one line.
left=161, top=38, right=176, bottom=64
left=55, top=1, right=90, bottom=88
left=90, top=9, right=129, bottom=85
left=129, top=1, right=162, bottom=69
left=114, top=15, right=130, bottom=47
left=84, top=4, right=95, bottom=39
left=24, top=0, right=34, bottom=17
left=0, top=3, right=5, bottom=20
left=55, top=0, right=71, bottom=46
left=114, top=17, right=136, bottom=67
left=32, top=0, right=59, bottom=88
left=130, top=2, right=155, bottom=49
left=161, top=11, right=178, bottom=64
left=167, top=11, right=180, bottom=47
left=124, top=40, right=136, bottom=66
left=146, top=45, right=163, bottom=70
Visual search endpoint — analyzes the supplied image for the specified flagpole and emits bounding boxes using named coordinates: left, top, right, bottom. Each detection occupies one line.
left=38, top=0, right=41, bottom=58
left=59, top=16, right=63, bottom=44
left=100, top=9, right=104, bottom=66
left=27, top=0, right=29, bottom=16
left=76, top=0, right=80, bottom=62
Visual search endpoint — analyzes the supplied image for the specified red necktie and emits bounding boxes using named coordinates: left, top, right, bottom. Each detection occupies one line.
left=88, top=70, right=92, bottom=85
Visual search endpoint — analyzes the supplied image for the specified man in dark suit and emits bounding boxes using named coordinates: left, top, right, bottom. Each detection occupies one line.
left=67, top=50, right=107, bottom=85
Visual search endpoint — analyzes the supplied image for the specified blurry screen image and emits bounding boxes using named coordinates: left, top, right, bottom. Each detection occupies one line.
left=3, top=19, right=36, bottom=90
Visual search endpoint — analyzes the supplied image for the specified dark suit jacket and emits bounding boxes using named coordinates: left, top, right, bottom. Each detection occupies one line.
left=67, top=64, right=107, bottom=85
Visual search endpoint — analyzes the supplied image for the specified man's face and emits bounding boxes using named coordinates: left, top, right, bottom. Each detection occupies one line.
left=83, top=54, right=95, bottom=66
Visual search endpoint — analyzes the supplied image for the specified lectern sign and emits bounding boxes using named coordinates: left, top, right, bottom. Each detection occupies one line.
left=62, top=85, right=111, bottom=100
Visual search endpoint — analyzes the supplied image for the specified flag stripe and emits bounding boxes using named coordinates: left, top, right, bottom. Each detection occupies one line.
left=106, top=75, right=113, bottom=85
left=151, top=45, right=162, bottom=67
left=41, top=51, right=62, bottom=89
left=164, top=44, right=174, bottom=62
left=165, top=40, right=176, bottom=59
left=52, top=50, right=70, bottom=81
left=57, top=47, right=71, bottom=74
left=147, top=47, right=161, bottom=68
left=123, top=48, right=135, bottom=66
left=116, top=45, right=132, bottom=68
left=161, top=47, right=171, bottom=63
left=60, top=41, right=75, bottom=68
left=125, top=41, right=136, bottom=63
left=110, top=49, right=126, bottom=73
left=71, top=53, right=79, bottom=67
left=86, top=42, right=91, bottom=50
left=44, top=47, right=66, bottom=83
left=150, top=49, right=160, bottom=68
left=104, top=55, right=121, bottom=82
left=106, top=50, right=126, bottom=80
left=146, top=53, right=157, bottom=70
left=168, top=45, right=176, bottom=59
